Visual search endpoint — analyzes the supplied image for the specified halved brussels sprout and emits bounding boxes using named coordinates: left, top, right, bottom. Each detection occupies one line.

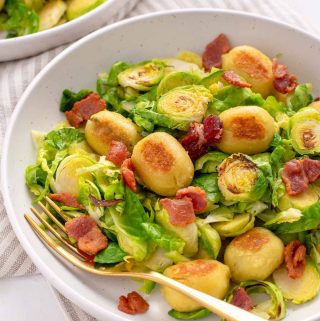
left=289, top=107, right=320, bottom=155
left=213, top=213, right=255, bottom=238
left=217, top=154, right=268, bottom=202
left=157, top=85, right=212, bottom=124
left=273, top=259, right=320, bottom=304
left=217, top=106, right=276, bottom=155
left=278, top=185, right=319, bottom=211
left=224, top=281, right=286, bottom=321
left=161, top=58, right=203, bottom=75
left=222, top=45, right=273, bottom=97
left=38, top=0, right=67, bottom=31
left=157, top=72, right=201, bottom=97
left=162, top=260, right=230, bottom=312
left=52, top=155, right=95, bottom=195
left=24, top=0, right=45, bottom=10
left=176, top=51, right=203, bottom=68
left=156, top=208, right=198, bottom=257
left=117, top=61, right=165, bottom=91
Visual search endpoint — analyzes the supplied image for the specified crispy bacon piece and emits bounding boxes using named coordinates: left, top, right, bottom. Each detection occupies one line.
left=89, top=195, right=122, bottom=207
left=65, top=215, right=107, bottom=255
left=272, top=58, right=298, bottom=94
left=176, top=186, right=207, bottom=211
left=281, top=159, right=308, bottom=196
left=160, top=198, right=195, bottom=226
left=301, top=158, right=320, bottom=183
left=121, top=158, right=137, bottom=192
left=222, top=70, right=252, bottom=88
left=230, top=288, right=254, bottom=311
left=106, top=140, right=131, bottom=167
left=284, top=240, right=306, bottom=279
left=49, top=193, right=84, bottom=209
left=65, top=92, right=106, bottom=128
left=181, top=122, right=208, bottom=160
left=181, top=115, right=223, bottom=160
left=202, top=33, right=231, bottom=71
left=118, top=291, right=149, bottom=315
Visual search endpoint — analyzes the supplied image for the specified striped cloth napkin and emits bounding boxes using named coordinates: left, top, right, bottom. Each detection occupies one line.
left=0, top=0, right=319, bottom=320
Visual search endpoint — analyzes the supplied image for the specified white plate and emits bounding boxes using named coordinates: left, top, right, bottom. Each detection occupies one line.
left=0, top=0, right=139, bottom=62
left=2, top=9, right=320, bottom=321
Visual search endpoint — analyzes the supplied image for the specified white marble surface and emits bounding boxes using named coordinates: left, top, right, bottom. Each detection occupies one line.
left=1, top=2, right=319, bottom=321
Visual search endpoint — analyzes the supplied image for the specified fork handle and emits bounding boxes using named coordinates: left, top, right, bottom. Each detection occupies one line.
left=147, top=271, right=265, bottom=321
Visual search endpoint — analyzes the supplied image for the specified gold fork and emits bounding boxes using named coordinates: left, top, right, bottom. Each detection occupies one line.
left=24, top=197, right=265, bottom=321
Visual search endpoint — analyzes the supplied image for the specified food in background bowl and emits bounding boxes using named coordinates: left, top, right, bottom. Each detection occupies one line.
left=24, top=32, right=320, bottom=320
left=0, top=0, right=106, bottom=37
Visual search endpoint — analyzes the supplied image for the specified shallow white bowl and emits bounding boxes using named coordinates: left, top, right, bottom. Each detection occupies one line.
left=0, top=0, right=139, bottom=62
left=2, top=9, right=320, bottom=321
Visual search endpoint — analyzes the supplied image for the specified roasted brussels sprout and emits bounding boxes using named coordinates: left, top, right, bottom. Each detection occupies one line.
left=156, top=207, right=198, bottom=257
left=157, top=85, right=212, bottom=124
left=224, top=227, right=284, bottom=282
left=217, top=154, right=268, bottom=202
left=162, top=260, right=230, bottom=312
left=38, top=0, right=67, bottom=31
left=117, top=61, right=165, bottom=91
left=157, top=72, right=201, bottom=97
left=85, top=110, right=142, bottom=155
left=289, top=107, right=320, bottom=155
left=217, top=106, right=276, bottom=155
left=52, top=155, right=95, bottom=195
left=131, top=132, right=194, bottom=196
left=213, top=213, right=255, bottom=238
left=222, top=45, right=273, bottom=97
left=273, top=259, right=320, bottom=304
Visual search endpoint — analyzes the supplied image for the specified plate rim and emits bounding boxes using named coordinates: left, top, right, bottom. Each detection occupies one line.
left=2, top=8, right=320, bottom=320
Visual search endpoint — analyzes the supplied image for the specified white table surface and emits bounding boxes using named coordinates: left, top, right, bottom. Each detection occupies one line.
left=1, top=1, right=319, bottom=321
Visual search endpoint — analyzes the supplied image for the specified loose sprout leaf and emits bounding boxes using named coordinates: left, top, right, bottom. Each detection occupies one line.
left=168, top=308, right=211, bottom=320
left=44, top=128, right=85, bottom=150
left=194, top=151, right=228, bottom=173
left=25, top=164, right=47, bottom=196
left=141, top=222, right=185, bottom=253
left=290, top=83, right=313, bottom=111
left=196, top=219, right=221, bottom=259
left=192, top=173, right=221, bottom=205
left=1, top=0, right=39, bottom=37
left=208, top=85, right=254, bottom=114
left=94, top=242, right=127, bottom=264
left=111, top=186, right=149, bottom=238
left=224, top=281, right=286, bottom=321
left=268, top=201, right=320, bottom=234
left=60, top=89, right=92, bottom=112
left=157, top=71, right=201, bottom=97
left=139, top=280, right=156, bottom=294
left=263, top=96, right=289, bottom=118
left=108, top=61, right=131, bottom=86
